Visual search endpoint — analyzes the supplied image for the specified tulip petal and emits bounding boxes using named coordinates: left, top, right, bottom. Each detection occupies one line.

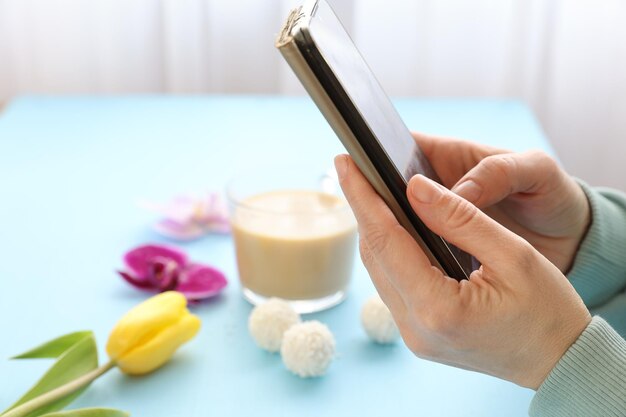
left=106, top=291, right=188, bottom=361
left=123, top=245, right=187, bottom=279
left=114, top=311, right=201, bottom=375
left=153, top=219, right=207, bottom=241
left=176, top=263, right=228, bottom=300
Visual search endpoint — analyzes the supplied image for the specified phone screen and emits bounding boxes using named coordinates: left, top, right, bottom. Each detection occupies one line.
left=303, top=0, right=479, bottom=277
left=308, top=2, right=428, bottom=183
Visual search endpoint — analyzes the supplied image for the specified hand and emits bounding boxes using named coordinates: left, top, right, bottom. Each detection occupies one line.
left=334, top=155, right=591, bottom=389
left=413, top=133, right=591, bottom=273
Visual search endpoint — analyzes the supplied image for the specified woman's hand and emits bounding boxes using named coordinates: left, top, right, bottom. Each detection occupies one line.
left=413, top=133, right=591, bottom=273
left=335, top=154, right=591, bottom=389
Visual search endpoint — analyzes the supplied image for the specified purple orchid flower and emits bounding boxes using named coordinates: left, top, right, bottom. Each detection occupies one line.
left=118, top=244, right=227, bottom=301
left=141, top=192, right=230, bottom=241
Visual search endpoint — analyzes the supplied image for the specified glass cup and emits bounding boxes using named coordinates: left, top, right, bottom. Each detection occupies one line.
left=227, top=166, right=357, bottom=314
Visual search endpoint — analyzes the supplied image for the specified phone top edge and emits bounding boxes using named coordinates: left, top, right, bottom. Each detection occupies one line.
left=275, top=0, right=318, bottom=48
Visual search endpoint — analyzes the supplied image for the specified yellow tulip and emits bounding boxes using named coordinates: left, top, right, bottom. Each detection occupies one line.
left=2, top=292, right=201, bottom=417
left=106, top=291, right=201, bottom=375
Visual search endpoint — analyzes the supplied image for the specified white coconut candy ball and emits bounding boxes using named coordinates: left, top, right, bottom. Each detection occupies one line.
left=281, top=321, right=335, bottom=378
left=248, top=298, right=301, bottom=352
left=361, top=295, right=400, bottom=344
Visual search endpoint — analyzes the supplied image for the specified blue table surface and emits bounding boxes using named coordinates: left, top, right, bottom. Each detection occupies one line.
left=0, top=96, right=552, bottom=416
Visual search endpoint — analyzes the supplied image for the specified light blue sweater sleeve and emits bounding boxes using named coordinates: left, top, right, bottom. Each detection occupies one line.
left=530, top=182, right=626, bottom=416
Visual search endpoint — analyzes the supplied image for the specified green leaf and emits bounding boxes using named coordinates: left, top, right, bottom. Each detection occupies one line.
left=2, top=333, right=99, bottom=417
left=12, top=332, right=95, bottom=360
left=39, top=408, right=129, bottom=417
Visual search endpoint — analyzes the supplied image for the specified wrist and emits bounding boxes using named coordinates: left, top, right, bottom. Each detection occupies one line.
left=534, top=312, right=591, bottom=390
left=514, top=293, right=591, bottom=390
left=529, top=317, right=626, bottom=416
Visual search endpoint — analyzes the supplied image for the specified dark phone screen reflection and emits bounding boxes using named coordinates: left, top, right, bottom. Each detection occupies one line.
left=308, top=0, right=479, bottom=276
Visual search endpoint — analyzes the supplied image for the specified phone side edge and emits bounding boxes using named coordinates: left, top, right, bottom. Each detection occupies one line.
left=276, top=37, right=444, bottom=273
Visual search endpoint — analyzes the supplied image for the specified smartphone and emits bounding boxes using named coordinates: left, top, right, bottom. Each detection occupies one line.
left=276, top=0, right=478, bottom=280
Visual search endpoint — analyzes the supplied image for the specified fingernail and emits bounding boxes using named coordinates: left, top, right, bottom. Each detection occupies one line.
left=334, top=155, right=348, bottom=179
left=452, top=180, right=482, bottom=202
left=411, top=174, right=444, bottom=204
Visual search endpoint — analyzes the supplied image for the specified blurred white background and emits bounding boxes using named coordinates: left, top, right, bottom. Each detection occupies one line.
left=0, top=0, right=625, bottom=190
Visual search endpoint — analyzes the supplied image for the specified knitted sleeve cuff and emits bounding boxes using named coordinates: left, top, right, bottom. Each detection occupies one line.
left=529, top=316, right=626, bottom=417
left=568, top=181, right=626, bottom=307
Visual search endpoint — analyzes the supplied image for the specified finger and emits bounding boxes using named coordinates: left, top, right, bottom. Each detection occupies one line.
left=411, top=132, right=508, bottom=187
left=359, top=239, right=415, bottom=343
left=450, top=150, right=559, bottom=208
left=407, top=174, right=526, bottom=268
left=334, top=155, right=440, bottom=297
left=358, top=238, right=407, bottom=316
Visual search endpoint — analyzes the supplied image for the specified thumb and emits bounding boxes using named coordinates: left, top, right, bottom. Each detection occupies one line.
left=407, top=174, right=526, bottom=268
left=450, top=151, right=556, bottom=208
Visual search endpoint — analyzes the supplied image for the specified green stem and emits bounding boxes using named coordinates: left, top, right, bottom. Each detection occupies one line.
left=1, top=360, right=116, bottom=417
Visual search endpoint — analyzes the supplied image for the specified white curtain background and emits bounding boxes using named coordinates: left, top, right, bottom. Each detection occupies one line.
left=1, top=0, right=625, bottom=190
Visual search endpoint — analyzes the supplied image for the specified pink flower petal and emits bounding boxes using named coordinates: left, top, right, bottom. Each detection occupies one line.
left=197, top=216, right=231, bottom=234
left=176, top=263, right=228, bottom=300
left=146, top=260, right=180, bottom=291
left=162, top=195, right=200, bottom=224
left=153, top=219, right=207, bottom=241
left=123, top=244, right=187, bottom=279
left=143, top=192, right=231, bottom=240
left=193, top=193, right=231, bottom=234
left=204, top=193, right=228, bottom=215
left=140, top=195, right=197, bottom=224
left=118, top=270, right=155, bottom=290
